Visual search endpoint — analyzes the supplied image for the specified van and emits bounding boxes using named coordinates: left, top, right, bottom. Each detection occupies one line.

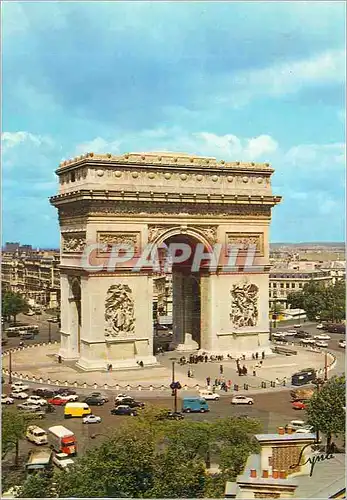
left=26, top=425, right=48, bottom=445
left=291, top=369, right=316, bottom=386
left=182, top=397, right=209, bottom=413
left=64, top=402, right=91, bottom=418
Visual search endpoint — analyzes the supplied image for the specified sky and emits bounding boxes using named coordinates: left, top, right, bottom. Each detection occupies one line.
left=2, top=1, right=346, bottom=247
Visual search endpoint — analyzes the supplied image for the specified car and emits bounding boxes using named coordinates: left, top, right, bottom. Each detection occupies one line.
left=17, top=402, right=41, bottom=411
left=295, top=331, right=311, bottom=339
left=11, top=382, right=29, bottom=392
left=47, top=317, right=58, bottom=323
left=315, top=341, right=329, bottom=348
left=292, top=400, right=308, bottom=410
left=82, top=414, right=102, bottom=424
left=156, top=411, right=184, bottom=421
left=231, top=396, right=254, bottom=405
left=316, top=323, right=324, bottom=329
left=47, top=395, right=77, bottom=406
left=114, top=393, right=130, bottom=402
left=89, top=392, right=109, bottom=402
left=272, top=332, right=286, bottom=339
left=300, top=339, right=315, bottom=345
left=32, top=388, right=59, bottom=398
left=53, top=452, right=75, bottom=470
left=199, top=390, right=220, bottom=401
left=111, top=405, right=137, bottom=416
left=293, top=324, right=302, bottom=328
left=27, top=396, right=47, bottom=406
left=287, top=329, right=298, bottom=335
left=1, top=394, right=14, bottom=405
left=83, top=396, right=105, bottom=406
left=285, top=419, right=306, bottom=431
left=115, top=398, right=145, bottom=408
left=295, top=426, right=314, bottom=434
left=338, top=340, right=346, bottom=348
left=55, top=388, right=77, bottom=396
left=314, top=334, right=331, bottom=341
left=10, top=391, right=29, bottom=399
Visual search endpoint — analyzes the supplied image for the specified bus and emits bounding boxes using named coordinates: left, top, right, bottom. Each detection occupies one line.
left=291, top=368, right=316, bottom=386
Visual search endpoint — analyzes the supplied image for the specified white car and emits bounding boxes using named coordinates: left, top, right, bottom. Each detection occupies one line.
left=315, top=341, right=329, bottom=348
left=10, top=391, right=28, bottom=400
left=27, top=396, right=47, bottom=406
left=115, top=393, right=130, bottom=402
left=17, top=401, right=41, bottom=411
left=199, top=390, right=220, bottom=401
left=1, top=394, right=14, bottom=405
left=83, top=414, right=102, bottom=424
left=338, top=340, right=346, bottom=348
left=53, top=453, right=75, bottom=470
left=11, top=382, right=29, bottom=392
left=300, top=339, right=315, bottom=345
left=272, top=332, right=286, bottom=339
left=293, top=324, right=301, bottom=328
left=295, top=426, right=314, bottom=434
left=316, top=324, right=324, bottom=329
left=287, top=330, right=297, bottom=334
left=231, top=396, right=254, bottom=405
left=314, top=334, right=331, bottom=341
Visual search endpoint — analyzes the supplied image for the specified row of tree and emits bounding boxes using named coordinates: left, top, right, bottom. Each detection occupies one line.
left=5, top=407, right=261, bottom=498
left=1, top=291, right=29, bottom=324
left=287, top=280, right=345, bottom=322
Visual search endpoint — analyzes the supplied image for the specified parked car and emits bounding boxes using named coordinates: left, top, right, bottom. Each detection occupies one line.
left=285, top=419, right=306, bottom=431
left=316, top=324, right=324, bottom=329
left=48, top=395, right=77, bottom=406
left=114, top=393, right=130, bottom=403
left=115, top=398, right=145, bottom=409
left=111, top=405, right=137, bottom=416
left=295, top=331, right=311, bottom=339
left=199, top=390, right=220, bottom=401
left=11, top=382, right=29, bottom=392
left=292, top=400, right=309, bottom=410
left=156, top=411, right=184, bottom=421
left=314, top=334, right=331, bottom=341
left=26, top=425, right=48, bottom=445
left=18, top=402, right=41, bottom=411
left=300, top=339, right=315, bottom=345
left=231, top=396, right=254, bottom=405
left=315, top=341, right=329, bottom=348
left=32, top=388, right=58, bottom=398
left=293, top=324, right=302, bottom=328
left=10, top=391, right=28, bottom=400
left=295, top=426, right=314, bottom=434
left=83, top=396, right=105, bottom=406
left=89, top=392, right=109, bottom=402
left=27, top=395, right=47, bottom=406
left=1, top=394, right=14, bottom=405
left=338, top=340, right=346, bottom=348
left=272, top=333, right=286, bottom=339
left=82, top=414, right=102, bottom=424
left=287, top=329, right=298, bottom=335
left=55, top=388, right=77, bottom=396
left=53, top=452, right=75, bottom=469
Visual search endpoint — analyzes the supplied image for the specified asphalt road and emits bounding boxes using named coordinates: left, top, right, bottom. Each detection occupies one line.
left=2, top=313, right=60, bottom=350
left=2, top=379, right=306, bottom=465
left=274, top=321, right=345, bottom=353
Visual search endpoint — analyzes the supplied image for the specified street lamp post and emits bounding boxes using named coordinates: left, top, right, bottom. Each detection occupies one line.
left=170, top=358, right=178, bottom=413
left=9, top=350, right=13, bottom=384
left=48, top=321, right=52, bottom=343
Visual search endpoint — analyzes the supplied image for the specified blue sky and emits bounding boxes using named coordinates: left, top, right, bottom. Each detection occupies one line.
left=2, top=1, right=345, bottom=247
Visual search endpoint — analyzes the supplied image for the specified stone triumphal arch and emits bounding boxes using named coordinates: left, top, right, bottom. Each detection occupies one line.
left=50, top=152, right=281, bottom=370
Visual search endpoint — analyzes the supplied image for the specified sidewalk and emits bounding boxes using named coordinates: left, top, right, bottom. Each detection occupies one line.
left=2, top=342, right=336, bottom=392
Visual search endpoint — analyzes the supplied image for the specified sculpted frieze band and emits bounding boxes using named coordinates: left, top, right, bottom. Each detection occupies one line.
left=230, top=280, right=259, bottom=328
left=97, top=232, right=141, bottom=252
left=105, top=284, right=135, bottom=338
left=226, top=232, right=264, bottom=256
left=62, top=233, right=86, bottom=253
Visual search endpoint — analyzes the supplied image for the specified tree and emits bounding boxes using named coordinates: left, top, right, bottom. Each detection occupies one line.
left=1, top=292, right=29, bottom=324
left=287, top=280, right=346, bottom=322
left=2, top=410, right=26, bottom=467
left=306, top=375, right=345, bottom=449
left=15, top=409, right=261, bottom=498
left=15, top=472, right=55, bottom=499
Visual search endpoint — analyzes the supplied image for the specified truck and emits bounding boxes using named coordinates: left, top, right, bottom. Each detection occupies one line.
left=182, top=397, right=209, bottom=413
left=48, top=425, right=77, bottom=456
left=25, top=448, right=53, bottom=474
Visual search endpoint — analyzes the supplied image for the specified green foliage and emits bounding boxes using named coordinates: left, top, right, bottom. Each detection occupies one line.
left=16, top=472, right=55, bottom=498
left=287, top=280, right=346, bottom=322
left=13, top=410, right=261, bottom=498
left=1, top=292, right=29, bottom=323
left=2, top=410, right=26, bottom=462
left=306, top=375, right=346, bottom=446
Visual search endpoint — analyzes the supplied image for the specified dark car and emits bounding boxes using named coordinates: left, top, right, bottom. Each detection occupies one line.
left=116, top=398, right=145, bottom=409
left=156, top=411, right=184, bottom=421
left=84, top=396, right=105, bottom=406
left=111, top=405, right=137, bottom=416
left=32, top=388, right=59, bottom=398
left=56, top=388, right=77, bottom=396
left=295, top=331, right=311, bottom=339
left=89, top=392, right=109, bottom=403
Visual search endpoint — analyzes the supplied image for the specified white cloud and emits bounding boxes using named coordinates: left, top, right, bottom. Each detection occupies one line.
left=221, top=49, right=345, bottom=107
left=284, top=142, right=345, bottom=169
left=1, top=131, right=51, bottom=151
left=75, top=137, right=120, bottom=155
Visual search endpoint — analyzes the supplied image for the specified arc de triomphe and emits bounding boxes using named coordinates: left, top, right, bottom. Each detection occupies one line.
left=50, top=152, right=281, bottom=370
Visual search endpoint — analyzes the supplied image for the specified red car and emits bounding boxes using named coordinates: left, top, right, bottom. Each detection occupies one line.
left=48, top=395, right=77, bottom=406
left=292, top=400, right=308, bottom=410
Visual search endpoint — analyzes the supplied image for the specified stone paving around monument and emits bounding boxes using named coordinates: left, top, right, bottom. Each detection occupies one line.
left=2, top=342, right=336, bottom=392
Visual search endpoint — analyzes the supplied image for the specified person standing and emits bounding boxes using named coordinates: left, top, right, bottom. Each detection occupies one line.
left=220, top=364, right=224, bottom=375
left=206, top=376, right=211, bottom=386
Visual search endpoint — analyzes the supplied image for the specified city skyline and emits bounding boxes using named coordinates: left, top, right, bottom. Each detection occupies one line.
left=2, top=1, right=346, bottom=247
